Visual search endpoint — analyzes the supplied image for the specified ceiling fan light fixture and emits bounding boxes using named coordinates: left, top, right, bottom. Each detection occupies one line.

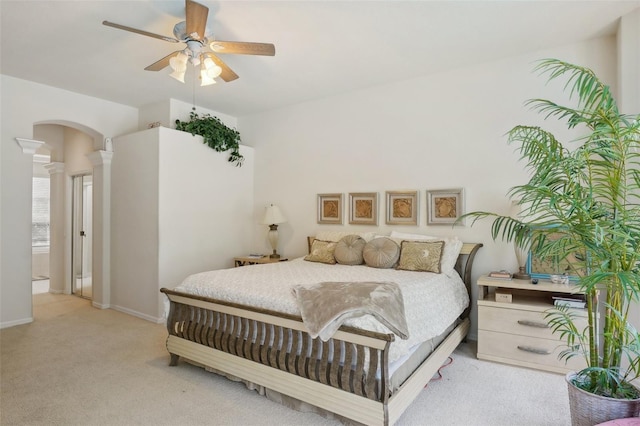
left=207, top=67, right=222, bottom=79
left=169, top=51, right=189, bottom=72
left=203, top=56, right=222, bottom=78
left=200, top=69, right=216, bottom=86
left=169, top=69, right=186, bottom=83
left=103, top=0, right=276, bottom=85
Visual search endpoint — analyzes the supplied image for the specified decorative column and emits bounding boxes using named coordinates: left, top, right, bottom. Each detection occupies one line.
left=87, top=149, right=113, bottom=309
left=44, top=162, right=66, bottom=294
left=7, top=138, right=46, bottom=326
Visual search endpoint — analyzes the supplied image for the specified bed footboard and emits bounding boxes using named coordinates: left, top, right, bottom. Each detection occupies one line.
left=162, top=289, right=394, bottom=411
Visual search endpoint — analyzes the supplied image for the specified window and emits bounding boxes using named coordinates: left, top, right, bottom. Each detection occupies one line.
left=32, top=176, right=50, bottom=247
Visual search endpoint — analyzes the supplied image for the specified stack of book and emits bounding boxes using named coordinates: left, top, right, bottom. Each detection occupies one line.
left=487, top=270, right=513, bottom=280
left=552, top=296, right=586, bottom=309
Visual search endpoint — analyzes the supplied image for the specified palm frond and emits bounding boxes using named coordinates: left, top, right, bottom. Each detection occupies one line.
left=465, top=58, right=640, bottom=398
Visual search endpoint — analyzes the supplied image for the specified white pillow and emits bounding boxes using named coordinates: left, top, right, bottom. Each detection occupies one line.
left=315, top=231, right=377, bottom=242
left=389, top=231, right=463, bottom=276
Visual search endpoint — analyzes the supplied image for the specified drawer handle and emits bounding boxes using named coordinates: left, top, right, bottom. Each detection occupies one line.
left=517, top=345, right=552, bottom=355
left=517, top=320, right=549, bottom=329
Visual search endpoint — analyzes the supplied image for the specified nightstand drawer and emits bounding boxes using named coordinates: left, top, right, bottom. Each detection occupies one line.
left=477, top=330, right=585, bottom=372
left=479, top=305, right=587, bottom=340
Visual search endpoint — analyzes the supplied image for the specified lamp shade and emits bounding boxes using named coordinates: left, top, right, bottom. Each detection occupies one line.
left=262, top=204, right=286, bottom=225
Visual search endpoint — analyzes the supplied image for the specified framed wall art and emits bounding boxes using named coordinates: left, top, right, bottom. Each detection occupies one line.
left=427, top=188, right=465, bottom=225
left=348, top=192, right=378, bottom=225
left=317, top=193, right=343, bottom=224
left=385, top=191, right=418, bottom=225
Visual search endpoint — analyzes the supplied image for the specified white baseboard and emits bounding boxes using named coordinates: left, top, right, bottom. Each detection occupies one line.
left=92, top=301, right=110, bottom=310
left=1, top=317, right=33, bottom=329
left=111, top=304, right=164, bottom=324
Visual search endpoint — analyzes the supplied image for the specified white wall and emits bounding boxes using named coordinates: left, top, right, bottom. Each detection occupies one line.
left=138, top=99, right=239, bottom=131
left=110, top=127, right=254, bottom=322
left=617, top=8, right=640, bottom=331
left=618, top=8, right=640, bottom=114
left=238, top=36, right=618, bottom=339
left=110, top=128, right=161, bottom=321
left=0, top=75, right=138, bottom=328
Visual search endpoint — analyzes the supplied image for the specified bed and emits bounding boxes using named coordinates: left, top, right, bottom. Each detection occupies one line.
left=161, top=234, right=482, bottom=425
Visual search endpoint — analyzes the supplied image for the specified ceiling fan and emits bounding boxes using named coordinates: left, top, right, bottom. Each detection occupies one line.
left=103, top=0, right=275, bottom=86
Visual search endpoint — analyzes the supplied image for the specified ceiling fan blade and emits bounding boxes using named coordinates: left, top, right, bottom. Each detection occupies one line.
left=210, top=41, right=276, bottom=56
left=185, top=0, right=208, bottom=41
left=103, top=21, right=179, bottom=43
left=209, top=54, right=239, bottom=82
left=145, top=51, right=182, bottom=71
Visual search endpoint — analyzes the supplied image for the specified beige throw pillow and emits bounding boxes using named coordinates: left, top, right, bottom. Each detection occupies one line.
left=363, top=237, right=400, bottom=269
left=304, top=240, right=337, bottom=264
left=397, top=240, right=444, bottom=273
left=389, top=231, right=463, bottom=276
left=334, top=234, right=366, bottom=265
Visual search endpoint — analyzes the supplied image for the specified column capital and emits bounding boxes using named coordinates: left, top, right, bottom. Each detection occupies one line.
left=15, top=138, right=45, bottom=155
left=87, top=150, right=113, bottom=167
left=44, top=162, right=65, bottom=175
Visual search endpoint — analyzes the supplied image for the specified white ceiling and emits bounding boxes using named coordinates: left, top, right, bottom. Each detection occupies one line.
left=1, top=1, right=639, bottom=117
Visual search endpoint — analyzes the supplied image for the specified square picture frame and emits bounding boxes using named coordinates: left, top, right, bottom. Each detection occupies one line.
left=348, top=192, right=378, bottom=225
left=427, top=188, right=465, bottom=225
left=526, top=230, right=582, bottom=282
left=385, top=191, right=418, bottom=225
left=317, top=193, right=343, bottom=224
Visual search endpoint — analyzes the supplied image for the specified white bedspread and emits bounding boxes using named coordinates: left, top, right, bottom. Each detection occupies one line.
left=170, top=257, right=469, bottom=364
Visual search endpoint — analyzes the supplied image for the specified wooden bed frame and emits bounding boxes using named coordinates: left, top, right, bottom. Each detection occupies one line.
left=160, top=240, right=482, bottom=425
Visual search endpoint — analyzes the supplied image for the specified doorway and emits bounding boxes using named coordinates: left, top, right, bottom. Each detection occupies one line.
left=71, top=174, right=92, bottom=299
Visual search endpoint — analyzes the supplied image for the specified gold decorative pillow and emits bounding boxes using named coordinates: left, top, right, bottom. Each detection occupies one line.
left=397, top=240, right=444, bottom=273
left=304, top=240, right=337, bottom=264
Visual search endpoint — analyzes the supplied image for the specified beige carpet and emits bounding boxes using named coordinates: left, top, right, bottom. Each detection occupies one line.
left=1, top=292, right=571, bottom=425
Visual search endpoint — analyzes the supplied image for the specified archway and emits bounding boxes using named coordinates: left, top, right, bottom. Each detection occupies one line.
left=31, top=120, right=111, bottom=310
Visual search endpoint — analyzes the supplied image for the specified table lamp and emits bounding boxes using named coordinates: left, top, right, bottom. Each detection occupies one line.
left=261, top=204, right=287, bottom=259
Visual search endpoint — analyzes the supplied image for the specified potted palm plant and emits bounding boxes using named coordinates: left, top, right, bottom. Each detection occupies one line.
left=464, top=59, right=640, bottom=425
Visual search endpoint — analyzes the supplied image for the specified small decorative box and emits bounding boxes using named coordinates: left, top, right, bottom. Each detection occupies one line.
left=495, top=288, right=513, bottom=303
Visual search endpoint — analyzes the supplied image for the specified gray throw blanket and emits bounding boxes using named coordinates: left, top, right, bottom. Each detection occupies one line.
left=292, top=281, right=410, bottom=341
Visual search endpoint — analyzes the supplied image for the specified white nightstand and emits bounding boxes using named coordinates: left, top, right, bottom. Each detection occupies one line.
left=476, top=275, right=588, bottom=374
left=234, top=256, right=288, bottom=267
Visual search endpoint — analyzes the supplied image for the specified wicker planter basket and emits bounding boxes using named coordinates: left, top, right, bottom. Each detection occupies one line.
left=567, top=372, right=640, bottom=426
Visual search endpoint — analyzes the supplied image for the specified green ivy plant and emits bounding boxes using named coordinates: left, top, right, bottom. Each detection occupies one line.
left=175, top=111, right=244, bottom=167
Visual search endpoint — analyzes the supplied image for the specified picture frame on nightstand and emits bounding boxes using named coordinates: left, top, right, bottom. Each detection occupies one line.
left=526, top=230, right=582, bottom=282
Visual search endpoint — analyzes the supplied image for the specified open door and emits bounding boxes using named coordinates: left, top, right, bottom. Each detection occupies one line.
left=71, top=174, right=92, bottom=299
